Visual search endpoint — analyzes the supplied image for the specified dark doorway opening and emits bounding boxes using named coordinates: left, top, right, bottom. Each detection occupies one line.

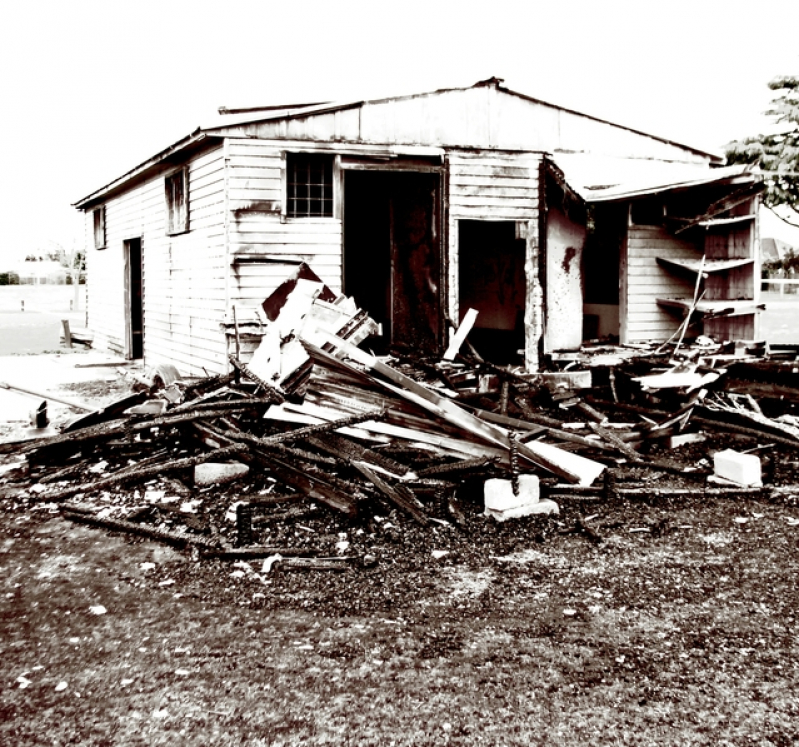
left=458, top=220, right=526, bottom=364
left=582, top=203, right=625, bottom=341
left=124, top=238, right=143, bottom=360
left=343, top=170, right=442, bottom=356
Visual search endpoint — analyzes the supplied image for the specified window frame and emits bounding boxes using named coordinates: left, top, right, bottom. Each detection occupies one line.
left=93, top=206, right=106, bottom=249
left=284, top=152, right=336, bottom=219
left=165, top=167, right=189, bottom=236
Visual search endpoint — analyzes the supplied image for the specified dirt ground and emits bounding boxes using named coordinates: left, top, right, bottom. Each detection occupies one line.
left=2, top=351, right=799, bottom=745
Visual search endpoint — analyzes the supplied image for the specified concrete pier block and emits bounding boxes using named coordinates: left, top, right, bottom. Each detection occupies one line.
left=713, top=449, right=762, bottom=487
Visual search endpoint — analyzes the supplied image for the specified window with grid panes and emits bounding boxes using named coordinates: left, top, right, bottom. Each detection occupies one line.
left=286, top=153, right=333, bottom=217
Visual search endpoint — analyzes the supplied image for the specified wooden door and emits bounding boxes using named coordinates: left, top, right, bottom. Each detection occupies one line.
left=390, top=172, right=442, bottom=355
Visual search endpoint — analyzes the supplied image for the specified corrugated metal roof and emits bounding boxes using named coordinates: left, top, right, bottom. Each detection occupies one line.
left=200, top=80, right=722, bottom=163
left=551, top=154, right=759, bottom=202
left=75, top=79, right=726, bottom=209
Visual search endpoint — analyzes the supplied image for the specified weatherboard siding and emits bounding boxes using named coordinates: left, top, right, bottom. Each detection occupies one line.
left=624, top=225, right=697, bottom=342
left=86, top=144, right=227, bottom=376
left=226, top=139, right=343, bottom=313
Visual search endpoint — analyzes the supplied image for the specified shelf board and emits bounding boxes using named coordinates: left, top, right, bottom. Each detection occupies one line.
left=668, top=213, right=757, bottom=232
left=697, top=214, right=756, bottom=228
left=656, top=257, right=755, bottom=274
left=657, top=297, right=766, bottom=317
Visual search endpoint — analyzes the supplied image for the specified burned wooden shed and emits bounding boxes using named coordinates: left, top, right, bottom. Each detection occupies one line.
left=73, top=77, right=762, bottom=375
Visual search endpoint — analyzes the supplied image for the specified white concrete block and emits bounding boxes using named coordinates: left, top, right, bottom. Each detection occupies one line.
left=713, top=449, right=762, bottom=487
left=486, top=499, right=559, bottom=522
left=484, top=475, right=539, bottom=512
left=194, top=461, right=250, bottom=487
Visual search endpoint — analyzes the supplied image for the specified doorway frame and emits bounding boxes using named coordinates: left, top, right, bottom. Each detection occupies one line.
left=341, top=158, right=447, bottom=353
left=123, top=237, right=143, bottom=360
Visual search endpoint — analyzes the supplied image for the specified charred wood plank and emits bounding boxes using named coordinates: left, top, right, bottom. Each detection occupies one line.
left=182, top=372, right=235, bottom=399
left=257, top=409, right=386, bottom=446
left=352, top=461, right=429, bottom=526
left=306, top=432, right=411, bottom=477
left=474, top=403, right=561, bottom=431
left=199, top=545, right=316, bottom=560
left=588, top=422, right=640, bottom=460
left=498, top=381, right=510, bottom=416
left=228, top=354, right=285, bottom=403
left=61, top=507, right=216, bottom=550
left=22, top=407, right=267, bottom=456
left=268, top=442, right=339, bottom=466
left=575, top=401, right=608, bottom=424
left=38, top=460, right=90, bottom=485
left=692, top=415, right=799, bottom=449
left=170, top=398, right=274, bottom=414
left=36, top=444, right=248, bottom=502
left=415, top=455, right=498, bottom=478
left=244, top=449, right=359, bottom=518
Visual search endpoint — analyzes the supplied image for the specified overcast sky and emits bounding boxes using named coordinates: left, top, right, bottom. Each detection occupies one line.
left=1, top=0, right=798, bottom=263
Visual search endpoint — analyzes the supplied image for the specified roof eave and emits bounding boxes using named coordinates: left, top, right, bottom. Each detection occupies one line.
left=584, top=171, right=762, bottom=204
left=72, top=129, right=220, bottom=210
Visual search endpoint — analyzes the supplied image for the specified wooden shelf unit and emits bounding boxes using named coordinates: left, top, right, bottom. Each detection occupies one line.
left=656, top=196, right=760, bottom=340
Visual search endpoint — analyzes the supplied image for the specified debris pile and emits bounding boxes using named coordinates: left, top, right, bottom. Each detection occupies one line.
left=3, top=265, right=799, bottom=576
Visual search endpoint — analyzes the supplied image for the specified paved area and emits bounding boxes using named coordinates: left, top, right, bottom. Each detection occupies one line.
left=0, top=285, right=87, bottom=355
left=759, top=291, right=799, bottom=344
left=0, top=351, right=133, bottom=433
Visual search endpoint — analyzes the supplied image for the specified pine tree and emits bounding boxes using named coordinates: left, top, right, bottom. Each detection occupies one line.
left=726, top=76, right=799, bottom=227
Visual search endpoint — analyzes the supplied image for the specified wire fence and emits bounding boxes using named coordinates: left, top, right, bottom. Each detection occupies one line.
left=761, top=279, right=799, bottom=296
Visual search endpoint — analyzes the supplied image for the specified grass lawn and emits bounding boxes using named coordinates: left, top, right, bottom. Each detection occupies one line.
left=1, top=486, right=798, bottom=746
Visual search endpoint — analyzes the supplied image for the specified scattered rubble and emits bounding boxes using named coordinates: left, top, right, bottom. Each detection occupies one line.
left=3, top=265, right=799, bottom=584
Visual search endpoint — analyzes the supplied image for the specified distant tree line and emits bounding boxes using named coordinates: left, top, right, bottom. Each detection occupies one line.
left=0, top=246, right=86, bottom=285
left=763, top=250, right=799, bottom=278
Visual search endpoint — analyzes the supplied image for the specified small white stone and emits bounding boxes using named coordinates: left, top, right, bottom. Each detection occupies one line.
left=194, top=461, right=249, bottom=487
